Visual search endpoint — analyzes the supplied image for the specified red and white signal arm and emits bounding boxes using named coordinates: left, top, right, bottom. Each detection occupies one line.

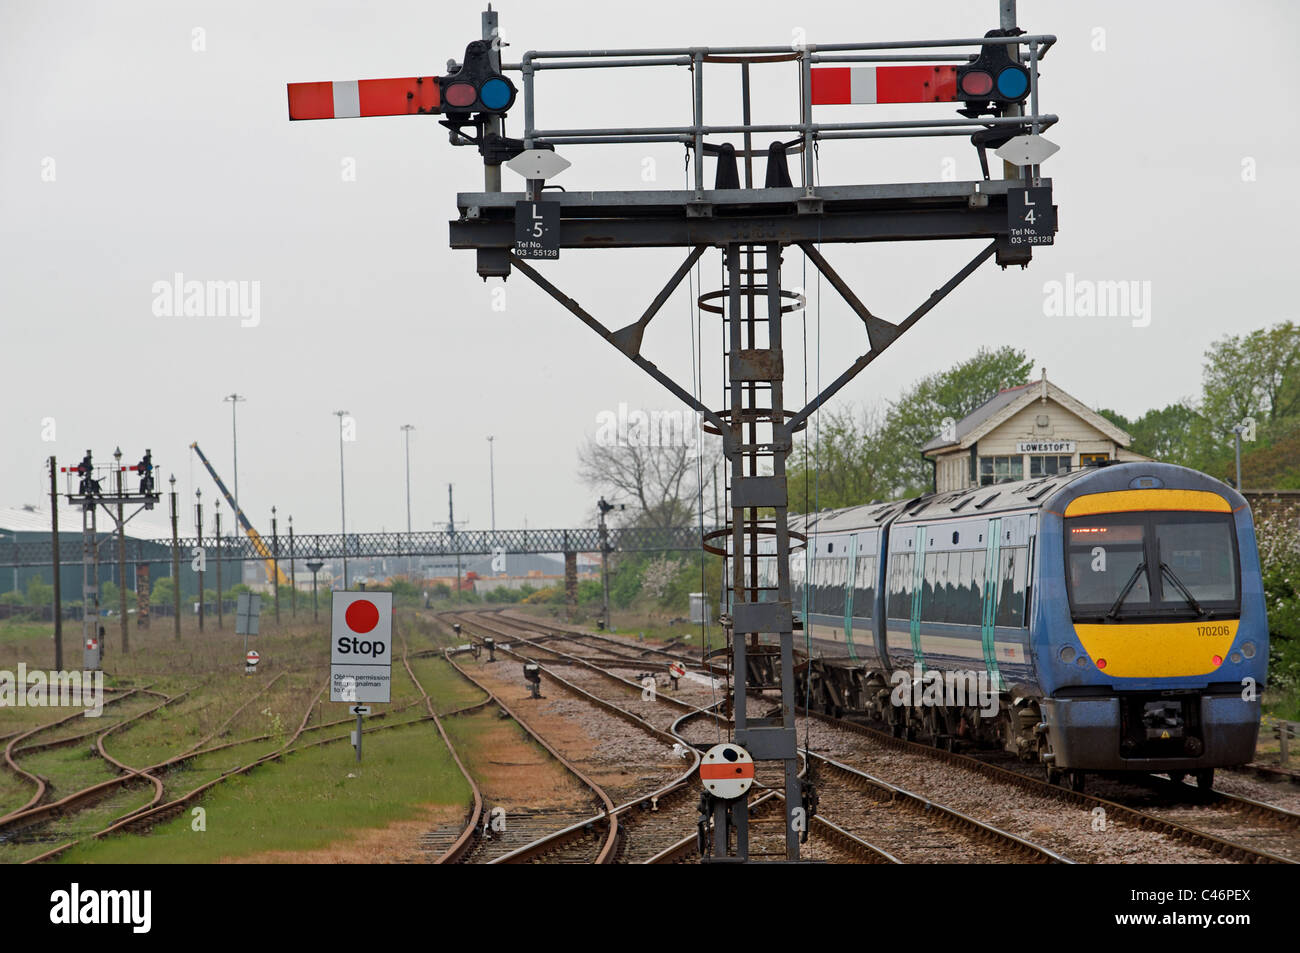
left=700, top=743, right=754, bottom=800
left=246, top=650, right=260, bottom=666
left=811, top=65, right=958, bottom=105
left=668, top=661, right=686, bottom=679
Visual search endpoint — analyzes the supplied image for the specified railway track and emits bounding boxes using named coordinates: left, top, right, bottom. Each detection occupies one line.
left=436, top=611, right=888, bottom=863
left=461, top=608, right=1300, bottom=864
left=800, top=710, right=1297, bottom=864
left=450, top=610, right=1069, bottom=863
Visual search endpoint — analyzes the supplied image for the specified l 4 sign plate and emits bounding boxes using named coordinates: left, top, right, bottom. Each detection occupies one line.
left=1007, top=186, right=1055, bottom=246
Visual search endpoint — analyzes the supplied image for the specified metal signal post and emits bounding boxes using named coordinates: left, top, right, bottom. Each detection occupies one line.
left=59, top=449, right=162, bottom=662
left=286, top=3, right=1059, bottom=862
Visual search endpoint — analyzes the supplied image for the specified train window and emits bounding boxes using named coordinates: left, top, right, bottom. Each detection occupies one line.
left=949, top=549, right=979, bottom=626
left=1154, top=515, right=1238, bottom=604
left=920, top=553, right=939, bottom=622
left=1064, top=515, right=1151, bottom=617
left=887, top=554, right=913, bottom=620
left=995, top=549, right=1028, bottom=627
left=852, top=556, right=876, bottom=622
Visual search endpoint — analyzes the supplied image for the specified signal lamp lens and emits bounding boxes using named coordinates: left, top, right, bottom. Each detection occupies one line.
left=445, top=83, right=477, bottom=108
left=1059, top=645, right=1075, bottom=664
left=996, top=67, right=1029, bottom=99
left=960, top=70, right=993, bottom=97
left=1241, top=641, right=1256, bottom=659
left=1096, top=658, right=1107, bottom=670
left=480, top=78, right=512, bottom=110
left=1212, top=654, right=1223, bottom=667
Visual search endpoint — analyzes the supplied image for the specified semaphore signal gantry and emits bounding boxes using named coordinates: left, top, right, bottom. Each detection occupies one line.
left=285, top=2, right=1060, bottom=864
left=59, top=448, right=162, bottom=669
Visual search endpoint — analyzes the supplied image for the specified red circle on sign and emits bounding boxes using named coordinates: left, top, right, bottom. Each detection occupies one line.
left=346, top=599, right=380, bottom=633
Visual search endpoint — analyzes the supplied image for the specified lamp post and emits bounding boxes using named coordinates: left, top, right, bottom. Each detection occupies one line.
left=334, top=410, right=350, bottom=589
left=487, top=435, right=496, bottom=532
left=307, top=559, right=324, bottom=621
left=169, top=474, right=180, bottom=639
left=289, top=514, right=296, bottom=617
left=214, top=499, right=223, bottom=629
left=194, top=488, right=204, bottom=632
left=401, top=425, right=415, bottom=535
left=1232, top=423, right=1245, bottom=491
left=271, top=505, right=280, bottom=624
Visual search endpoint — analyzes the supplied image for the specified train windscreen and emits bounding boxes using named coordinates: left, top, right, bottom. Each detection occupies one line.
left=1064, top=511, right=1239, bottom=620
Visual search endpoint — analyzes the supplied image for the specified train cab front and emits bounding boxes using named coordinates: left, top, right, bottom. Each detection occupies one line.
left=1038, top=478, right=1268, bottom=777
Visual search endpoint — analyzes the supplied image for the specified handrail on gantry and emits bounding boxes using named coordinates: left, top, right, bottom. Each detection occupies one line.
left=510, top=32, right=1058, bottom=194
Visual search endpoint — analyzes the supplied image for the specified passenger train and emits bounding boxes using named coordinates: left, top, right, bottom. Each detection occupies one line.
left=759, top=461, right=1267, bottom=790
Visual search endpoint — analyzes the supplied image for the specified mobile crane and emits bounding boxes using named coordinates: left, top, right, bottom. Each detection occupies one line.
left=190, top=442, right=289, bottom=586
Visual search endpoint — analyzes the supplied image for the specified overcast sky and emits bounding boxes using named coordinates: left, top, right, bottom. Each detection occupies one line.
left=2, top=0, right=1296, bottom=538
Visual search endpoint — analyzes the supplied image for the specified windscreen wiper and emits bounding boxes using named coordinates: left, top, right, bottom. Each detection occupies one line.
left=1106, top=562, right=1146, bottom=621
left=1160, top=562, right=1207, bottom=618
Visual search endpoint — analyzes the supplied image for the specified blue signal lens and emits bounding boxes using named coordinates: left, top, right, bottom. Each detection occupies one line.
left=996, top=67, right=1028, bottom=100
left=480, top=77, right=512, bottom=111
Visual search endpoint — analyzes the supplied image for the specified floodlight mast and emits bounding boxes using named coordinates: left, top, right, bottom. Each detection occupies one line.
left=286, top=2, right=1059, bottom=864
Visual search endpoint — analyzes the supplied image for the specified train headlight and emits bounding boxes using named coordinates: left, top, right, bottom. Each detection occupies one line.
left=1058, top=645, right=1076, bottom=664
left=1211, top=654, right=1222, bottom=667
left=1241, top=641, right=1256, bottom=659
left=1075, top=656, right=1088, bottom=668
left=1229, top=652, right=1242, bottom=664
left=1096, top=658, right=1107, bottom=670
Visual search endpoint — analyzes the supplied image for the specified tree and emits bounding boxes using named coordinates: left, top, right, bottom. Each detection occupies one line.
left=26, top=574, right=54, bottom=607
left=150, top=577, right=174, bottom=606
left=789, top=346, right=1034, bottom=508
left=577, top=420, right=720, bottom=530
left=1201, top=321, right=1300, bottom=443
left=880, top=346, right=1034, bottom=493
left=788, top=405, right=896, bottom=512
left=1098, top=403, right=1219, bottom=470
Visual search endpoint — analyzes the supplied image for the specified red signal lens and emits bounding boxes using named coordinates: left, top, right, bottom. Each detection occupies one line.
left=1212, top=654, right=1223, bottom=667
left=444, top=83, right=477, bottom=108
left=959, top=70, right=993, bottom=97
left=1096, top=658, right=1107, bottom=670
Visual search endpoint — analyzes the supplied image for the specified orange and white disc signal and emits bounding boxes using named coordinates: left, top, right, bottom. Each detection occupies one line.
left=810, top=66, right=958, bottom=105
left=287, top=77, right=441, bottom=120
left=700, top=743, right=754, bottom=800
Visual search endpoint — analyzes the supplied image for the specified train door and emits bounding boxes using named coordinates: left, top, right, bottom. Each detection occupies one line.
left=844, top=535, right=858, bottom=661
left=981, top=517, right=1006, bottom=691
left=908, top=525, right=927, bottom=666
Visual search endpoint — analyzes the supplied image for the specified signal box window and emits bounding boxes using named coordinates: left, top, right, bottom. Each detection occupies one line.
left=1029, top=454, right=1072, bottom=478
left=1080, top=453, right=1109, bottom=466
left=979, top=455, right=1023, bottom=485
